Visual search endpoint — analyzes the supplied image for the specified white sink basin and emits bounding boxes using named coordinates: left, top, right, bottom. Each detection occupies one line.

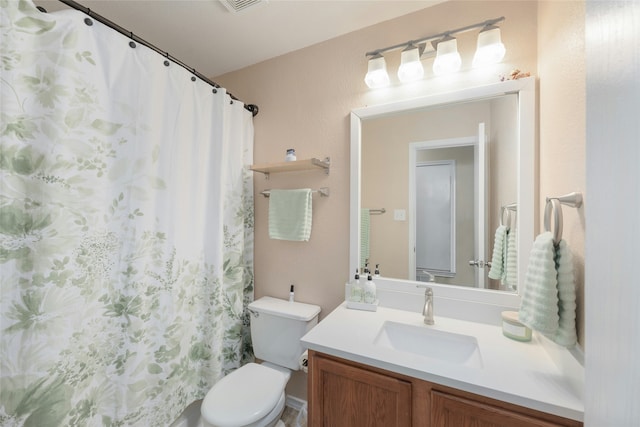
left=373, top=321, right=483, bottom=368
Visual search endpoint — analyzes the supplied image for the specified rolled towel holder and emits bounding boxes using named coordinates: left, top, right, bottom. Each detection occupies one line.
left=500, top=202, right=517, bottom=230
left=544, top=192, right=583, bottom=245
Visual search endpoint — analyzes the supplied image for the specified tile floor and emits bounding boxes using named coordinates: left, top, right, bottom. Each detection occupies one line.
left=170, top=401, right=306, bottom=427
left=281, top=405, right=306, bottom=427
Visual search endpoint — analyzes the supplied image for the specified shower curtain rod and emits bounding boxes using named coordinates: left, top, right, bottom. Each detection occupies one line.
left=42, top=0, right=259, bottom=117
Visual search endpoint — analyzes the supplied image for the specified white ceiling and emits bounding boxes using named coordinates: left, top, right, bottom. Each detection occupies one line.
left=34, top=0, right=443, bottom=78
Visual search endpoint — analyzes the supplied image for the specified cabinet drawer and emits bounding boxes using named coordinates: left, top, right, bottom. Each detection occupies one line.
left=431, top=390, right=579, bottom=427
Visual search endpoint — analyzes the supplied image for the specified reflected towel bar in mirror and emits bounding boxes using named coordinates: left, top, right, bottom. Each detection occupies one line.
left=500, top=202, right=517, bottom=229
left=368, top=208, right=386, bottom=215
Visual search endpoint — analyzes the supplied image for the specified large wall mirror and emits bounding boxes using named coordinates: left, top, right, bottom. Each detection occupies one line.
left=350, top=78, right=536, bottom=303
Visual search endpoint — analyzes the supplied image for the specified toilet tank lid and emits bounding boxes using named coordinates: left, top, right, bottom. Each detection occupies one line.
left=249, top=296, right=320, bottom=321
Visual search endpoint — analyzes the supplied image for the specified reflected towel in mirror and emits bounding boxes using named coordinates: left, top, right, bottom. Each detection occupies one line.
left=361, top=209, right=370, bottom=267
left=488, top=225, right=507, bottom=281
left=505, top=227, right=518, bottom=289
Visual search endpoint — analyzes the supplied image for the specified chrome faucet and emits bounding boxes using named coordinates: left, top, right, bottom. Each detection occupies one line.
left=420, top=270, right=435, bottom=283
left=417, top=285, right=434, bottom=325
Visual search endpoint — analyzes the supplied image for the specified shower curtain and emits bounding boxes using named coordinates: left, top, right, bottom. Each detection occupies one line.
left=1, top=1, right=254, bottom=425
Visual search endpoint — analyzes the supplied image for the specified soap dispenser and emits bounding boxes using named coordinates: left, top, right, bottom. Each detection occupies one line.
left=350, top=270, right=363, bottom=302
left=364, top=274, right=377, bottom=304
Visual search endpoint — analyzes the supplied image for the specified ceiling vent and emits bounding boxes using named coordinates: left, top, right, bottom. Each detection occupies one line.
left=219, top=0, right=267, bottom=13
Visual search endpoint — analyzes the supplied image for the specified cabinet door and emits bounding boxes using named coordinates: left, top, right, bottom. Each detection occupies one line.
left=310, top=354, right=412, bottom=427
left=431, top=391, right=571, bottom=427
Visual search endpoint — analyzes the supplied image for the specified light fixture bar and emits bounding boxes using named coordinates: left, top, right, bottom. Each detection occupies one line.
left=365, top=16, right=505, bottom=58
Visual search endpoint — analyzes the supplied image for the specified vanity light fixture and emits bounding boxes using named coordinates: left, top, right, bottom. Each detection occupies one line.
left=472, top=24, right=506, bottom=67
left=397, top=43, right=425, bottom=83
left=364, top=52, right=390, bottom=88
left=364, top=16, right=506, bottom=88
left=432, top=35, right=462, bottom=76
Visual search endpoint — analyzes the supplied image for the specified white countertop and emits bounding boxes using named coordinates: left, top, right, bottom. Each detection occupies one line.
left=301, top=302, right=584, bottom=422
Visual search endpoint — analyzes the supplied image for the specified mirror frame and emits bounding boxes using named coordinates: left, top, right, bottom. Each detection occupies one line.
left=350, top=77, right=536, bottom=306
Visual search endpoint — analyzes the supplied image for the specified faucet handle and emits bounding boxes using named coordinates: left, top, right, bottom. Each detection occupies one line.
left=416, top=284, right=433, bottom=295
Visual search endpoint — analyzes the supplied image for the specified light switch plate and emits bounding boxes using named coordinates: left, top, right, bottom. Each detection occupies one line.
left=394, top=209, right=406, bottom=221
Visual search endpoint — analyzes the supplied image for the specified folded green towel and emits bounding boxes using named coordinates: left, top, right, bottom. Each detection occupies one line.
left=268, top=189, right=312, bottom=241
left=519, top=232, right=559, bottom=335
left=488, top=225, right=507, bottom=280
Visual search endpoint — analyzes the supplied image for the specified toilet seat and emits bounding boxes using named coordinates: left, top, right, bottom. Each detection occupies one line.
left=201, top=363, right=289, bottom=427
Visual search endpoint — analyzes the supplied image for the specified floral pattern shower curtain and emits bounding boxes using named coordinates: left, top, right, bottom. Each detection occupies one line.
left=0, top=1, right=254, bottom=425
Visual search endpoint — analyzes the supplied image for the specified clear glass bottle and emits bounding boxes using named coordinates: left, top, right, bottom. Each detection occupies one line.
left=364, top=275, right=377, bottom=304
left=350, top=269, right=363, bottom=302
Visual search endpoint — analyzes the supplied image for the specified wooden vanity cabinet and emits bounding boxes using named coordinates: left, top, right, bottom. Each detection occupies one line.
left=308, top=351, right=582, bottom=427
left=308, top=352, right=412, bottom=426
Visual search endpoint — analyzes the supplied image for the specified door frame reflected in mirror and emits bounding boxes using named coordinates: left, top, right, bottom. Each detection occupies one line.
left=350, top=77, right=536, bottom=306
left=409, top=138, right=477, bottom=286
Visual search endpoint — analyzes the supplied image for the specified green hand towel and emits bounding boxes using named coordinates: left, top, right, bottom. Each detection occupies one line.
left=505, top=227, right=518, bottom=289
left=268, top=189, right=312, bottom=241
left=551, top=239, right=577, bottom=347
left=488, top=225, right=507, bottom=280
left=360, top=209, right=370, bottom=268
left=519, top=232, right=560, bottom=335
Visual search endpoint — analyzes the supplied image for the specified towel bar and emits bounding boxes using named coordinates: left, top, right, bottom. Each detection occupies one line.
left=367, top=208, right=386, bottom=215
left=500, top=207, right=512, bottom=229
left=499, top=202, right=517, bottom=229
left=260, top=187, right=330, bottom=198
left=544, top=192, right=583, bottom=244
left=546, top=192, right=583, bottom=208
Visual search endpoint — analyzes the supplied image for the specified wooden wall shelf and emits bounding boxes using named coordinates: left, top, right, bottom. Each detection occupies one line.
left=249, top=157, right=330, bottom=178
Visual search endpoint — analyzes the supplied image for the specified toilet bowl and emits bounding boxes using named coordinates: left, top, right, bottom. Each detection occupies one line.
left=201, top=363, right=290, bottom=427
left=200, top=297, right=320, bottom=427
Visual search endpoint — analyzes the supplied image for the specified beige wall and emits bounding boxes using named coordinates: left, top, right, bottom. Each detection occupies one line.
left=216, top=0, right=586, bottom=399
left=537, top=0, right=586, bottom=345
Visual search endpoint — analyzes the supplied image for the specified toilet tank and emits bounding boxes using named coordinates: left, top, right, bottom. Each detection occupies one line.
left=248, top=296, right=320, bottom=370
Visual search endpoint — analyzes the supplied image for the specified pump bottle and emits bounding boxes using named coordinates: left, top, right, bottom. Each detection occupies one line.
left=350, top=269, right=363, bottom=302
left=364, top=274, right=377, bottom=304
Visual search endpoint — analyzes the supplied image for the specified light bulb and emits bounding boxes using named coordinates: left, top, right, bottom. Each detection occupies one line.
left=433, top=36, right=461, bottom=76
left=364, top=54, right=390, bottom=89
left=473, top=26, right=506, bottom=67
left=397, top=44, right=424, bottom=83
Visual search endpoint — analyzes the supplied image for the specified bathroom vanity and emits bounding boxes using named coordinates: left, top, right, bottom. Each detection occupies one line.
left=308, top=351, right=581, bottom=427
left=301, top=296, right=584, bottom=427
left=306, top=77, right=584, bottom=426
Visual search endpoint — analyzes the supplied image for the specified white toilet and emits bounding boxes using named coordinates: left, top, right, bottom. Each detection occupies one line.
left=200, top=296, right=320, bottom=427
